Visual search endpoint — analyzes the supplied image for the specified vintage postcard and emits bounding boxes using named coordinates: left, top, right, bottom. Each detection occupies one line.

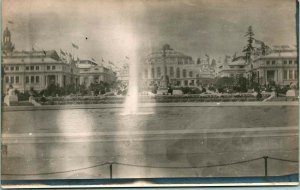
left=1, top=0, right=299, bottom=188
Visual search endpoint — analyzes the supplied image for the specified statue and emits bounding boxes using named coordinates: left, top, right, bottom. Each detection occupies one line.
left=4, top=85, right=18, bottom=106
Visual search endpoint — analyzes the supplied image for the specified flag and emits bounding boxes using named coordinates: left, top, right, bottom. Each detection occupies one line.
left=42, top=50, right=47, bottom=56
left=8, top=20, right=13, bottom=24
left=71, top=43, right=79, bottom=49
left=60, top=49, right=66, bottom=56
left=125, top=56, right=130, bottom=60
left=205, top=54, right=209, bottom=58
left=102, top=58, right=105, bottom=62
left=91, top=57, right=95, bottom=61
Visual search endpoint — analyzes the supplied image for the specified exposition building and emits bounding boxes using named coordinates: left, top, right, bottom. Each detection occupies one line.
left=77, top=59, right=117, bottom=87
left=2, top=27, right=79, bottom=93
left=142, top=44, right=214, bottom=88
left=217, top=45, right=298, bottom=87
left=2, top=27, right=117, bottom=94
left=251, top=46, right=298, bottom=86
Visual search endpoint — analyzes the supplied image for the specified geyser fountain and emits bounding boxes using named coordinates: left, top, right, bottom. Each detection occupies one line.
left=119, top=30, right=154, bottom=116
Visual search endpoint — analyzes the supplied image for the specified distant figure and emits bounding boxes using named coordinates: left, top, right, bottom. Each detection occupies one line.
left=41, top=95, right=47, bottom=103
left=152, top=84, right=158, bottom=94
left=167, top=86, right=173, bottom=95
left=256, top=91, right=262, bottom=100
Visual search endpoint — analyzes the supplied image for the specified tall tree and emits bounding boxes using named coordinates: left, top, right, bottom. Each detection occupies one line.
left=242, top=26, right=255, bottom=65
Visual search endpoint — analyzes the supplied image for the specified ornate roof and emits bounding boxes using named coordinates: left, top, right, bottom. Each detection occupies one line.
left=146, top=44, right=192, bottom=60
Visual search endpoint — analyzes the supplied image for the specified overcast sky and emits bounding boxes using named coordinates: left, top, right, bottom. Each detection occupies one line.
left=3, top=0, right=297, bottom=66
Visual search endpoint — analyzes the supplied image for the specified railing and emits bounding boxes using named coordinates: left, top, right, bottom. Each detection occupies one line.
left=2, top=156, right=298, bottom=178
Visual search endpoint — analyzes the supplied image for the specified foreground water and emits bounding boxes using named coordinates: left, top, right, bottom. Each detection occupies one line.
left=2, top=105, right=299, bottom=179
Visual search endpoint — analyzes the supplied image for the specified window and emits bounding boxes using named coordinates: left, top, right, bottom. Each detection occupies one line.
left=151, top=68, right=154, bottom=78
left=271, top=60, right=275, bottom=65
left=164, top=66, right=167, bottom=75
left=295, top=70, right=298, bottom=79
left=289, top=70, right=293, bottom=79
left=183, top=69, right=186, bottom=77
left=178, top=59, right=183, bottom=65
left=157, top=67, right=161, bottom=78
left=184, top=80, right=188, bottom=86
left=36, top=66, right=39, bottom=70
left=170, top=67, right=174, bottom=77
left=10, top=76, right=14, bottom=83
left=31, top=76, right=34, bottom=83
left=26, top=76, right=29, bottom=83
left=5, top=76, right=9, bottom=83
left=189, top=71, right=193, bottom=77
left=5, top=67, right=9, bottom=71
left=266, top=61, right=270, bottom=65
left=52, top=66, right=56, bottom=70
left=26, top=66, right=29, bottom=70
left=184, top=59, right=188, bottom=64
left=10, top=66, right=14, bottom=71
left=16, top=76, right=19, bottom=83
left=289, top=60, right=292, bottom=65
left=294, top=60, right=297, bottom=64
left=176, top=68, right=180, bottom=78
left=283, top=60, right=287, bottom=65
left=144, top=69, right=148, bottom=79
left=36, top=76, right=40, bottom=83
left=16, top=66, right=19, bottom=71
left=30, top=66, right=34, bottom=70
left=47, top=66, right=51, bottom=70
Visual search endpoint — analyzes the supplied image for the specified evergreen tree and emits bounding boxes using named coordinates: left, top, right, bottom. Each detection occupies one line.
left=242, top=26, right=255, bottom=65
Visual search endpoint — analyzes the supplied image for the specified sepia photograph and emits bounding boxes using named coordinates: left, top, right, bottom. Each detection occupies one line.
left=1, top=0, right=299, bottom=188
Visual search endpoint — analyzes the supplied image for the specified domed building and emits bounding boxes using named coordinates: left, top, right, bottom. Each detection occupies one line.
left=142, top=44, right=213, bottom=88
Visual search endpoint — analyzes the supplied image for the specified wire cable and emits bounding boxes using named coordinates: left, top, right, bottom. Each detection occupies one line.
left=268, top=156, right=298, bottom=163
left=3, top=156, right=298, bottom=176
left=2, top=162, right=109, bottom=176
left=114, top=157, right=263, bottom=169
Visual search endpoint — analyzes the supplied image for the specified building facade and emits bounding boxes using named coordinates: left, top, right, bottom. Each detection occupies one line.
left=143, top=44, right=214, bottom=88
left=77, top=59, right=117, bottom=87
left=252, top=46, right=298, bottom=86
left=217, top=57, right=247, bottom=78
left=2, top=28, right=79, bottom=93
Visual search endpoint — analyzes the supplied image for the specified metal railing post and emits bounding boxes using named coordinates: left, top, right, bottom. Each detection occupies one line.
left=109, top=162, right=113, bottom=179
left=263, top=156, right=268, bottom=177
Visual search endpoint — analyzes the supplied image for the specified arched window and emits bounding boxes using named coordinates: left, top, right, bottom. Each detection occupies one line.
left=183, top=69, right=187, bottom=78
left=176, top=68, right=180, bottom=78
